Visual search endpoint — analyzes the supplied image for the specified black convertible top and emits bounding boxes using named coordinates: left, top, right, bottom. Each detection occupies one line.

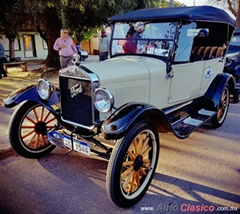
left=109, top=6, right=236, bottom=27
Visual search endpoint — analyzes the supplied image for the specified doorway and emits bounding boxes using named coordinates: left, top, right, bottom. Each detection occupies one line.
left=23, top=34, right=36, bottom=58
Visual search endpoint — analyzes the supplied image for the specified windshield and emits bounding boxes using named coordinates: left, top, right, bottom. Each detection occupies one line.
left=174, top=22, right=197, bottom=62
left=111, top=22, right=177, bottom=58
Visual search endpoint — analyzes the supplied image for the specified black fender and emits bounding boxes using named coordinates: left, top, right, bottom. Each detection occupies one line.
left=4, top=84, right=60, bottom=115
left=204, top=73, right=234, bottom=110
left=235, top=65, right=240, bottom=78
left=102, top=102, right=172, bottom=140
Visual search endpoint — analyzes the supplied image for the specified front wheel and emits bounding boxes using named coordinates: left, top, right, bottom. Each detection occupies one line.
left=9, top=101, right=57, bottom=158
left=106, top=120, right=159, bottom=208
left=211, top=84, right=230, bottom=128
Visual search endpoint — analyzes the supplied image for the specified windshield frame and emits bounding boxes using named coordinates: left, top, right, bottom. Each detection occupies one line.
left=110, top=21, right=179, bottom=60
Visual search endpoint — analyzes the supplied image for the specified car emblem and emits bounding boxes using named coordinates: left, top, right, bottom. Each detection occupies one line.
left=70, top=84, right=83, bottom=98
left=205, top=67, right=213, bottom=78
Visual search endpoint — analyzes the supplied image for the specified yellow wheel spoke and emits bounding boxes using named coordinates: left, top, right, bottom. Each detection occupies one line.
left=217, top=109, right=223, bottom=120
left=43, top=111, right=51, bottom=122
left=142, top=146, right=152, bottom=157
left=129, top=171, right=136, bottom=193
left=41, top=134, right=47, bottom=146
left=140, top=137, right=149, bottom=155
left=122, top=161, right=134, bottom=167
left=137, top=134, right=146, bottom=153
left=35, top=134, right=40, bottom=149
left=127, top=150, right=135, bottom=160
left=142, top=159, right=151, bottom=169
left=45, top=117, right=56, bottom=125
left=21, top=125, right=35, bottom=128
left=40, top=106, right=44, bottom=121
left=135, top=171, right=140, bottom=187
left=121, top=166, right=133, bottom=180
left=123, top=170, right=134, bottom=191
left=27, top=133, right=37, bottom=146
left=221, top=92, right=226, bottom=101
left=26, top=116, right=36, bottom=124
left=140, top=167, right=147, bottom=176
left=33, top=109, right=39, bottom=121
left=133, top=138, right=138, bottom=155
left=22, top=129, right=35, bottom=139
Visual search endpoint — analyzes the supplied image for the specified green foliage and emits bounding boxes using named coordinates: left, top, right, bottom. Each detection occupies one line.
left=0, top=0, right=31, bottom=38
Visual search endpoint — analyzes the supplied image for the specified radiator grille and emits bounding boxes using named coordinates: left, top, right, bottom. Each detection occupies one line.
left=60, top=76, right=93, bottom=127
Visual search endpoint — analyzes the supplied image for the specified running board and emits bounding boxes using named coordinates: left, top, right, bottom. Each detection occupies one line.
left=168, top=108, right=216, bottom=139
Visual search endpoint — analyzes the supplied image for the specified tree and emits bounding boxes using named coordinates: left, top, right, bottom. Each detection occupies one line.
left=0, top=0, right=34, bottom=60
left=20, top=0, right=144, bottom=68
left=207, top=0, right=239, bottom=28
left=1, top=0, right=186, bottom=69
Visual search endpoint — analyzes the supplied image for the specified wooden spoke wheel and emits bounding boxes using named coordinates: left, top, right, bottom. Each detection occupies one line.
left=106, top=120, right=159, bottom=208
left=212, top=84, right=230, bottom=127
left=9, top=101, right=57, bottom=158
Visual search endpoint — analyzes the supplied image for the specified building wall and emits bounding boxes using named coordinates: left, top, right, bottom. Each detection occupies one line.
left=0, top=30, right=104, bottom=60
left=0, top=32, right=48, bottom=61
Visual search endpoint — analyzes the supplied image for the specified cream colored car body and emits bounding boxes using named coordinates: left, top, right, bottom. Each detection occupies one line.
left=84, top=55, right=225, bottom=110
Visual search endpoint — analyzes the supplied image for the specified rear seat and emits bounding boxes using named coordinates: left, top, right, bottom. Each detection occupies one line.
left=208, top=46, right=218, bottom=59
left=215, top=47, right=225, bottom=58
left=191, top=46, right=225, bottom=61
left=203, top=46, right=212, bottom=59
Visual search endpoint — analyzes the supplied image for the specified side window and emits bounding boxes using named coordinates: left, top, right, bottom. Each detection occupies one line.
left=175, top=22, right=196, bottom=62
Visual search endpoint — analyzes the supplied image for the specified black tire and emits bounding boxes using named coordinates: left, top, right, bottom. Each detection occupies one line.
left=106, top=120, right=159, bottom=208
left=9, top=101, right=57, bottom=158
left=211, top=84, right=230, bottom=128
left=233, top=78, right=240, bottom=103
left=233, top=89, right=240, bottom=103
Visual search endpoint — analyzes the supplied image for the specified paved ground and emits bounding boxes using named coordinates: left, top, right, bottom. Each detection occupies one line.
left=0, top=55, right=99, bottom=151
left=0, top=55, right=99, bottom=106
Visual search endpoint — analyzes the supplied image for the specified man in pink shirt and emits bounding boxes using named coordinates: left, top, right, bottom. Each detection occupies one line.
left=54, top=29, right=77, bottom=69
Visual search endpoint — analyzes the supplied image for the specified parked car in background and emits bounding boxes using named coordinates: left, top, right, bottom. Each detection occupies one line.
left=224, top=29, right=240, bottom=103
left=80, top=49, right=88, bottom=61
left=4, top=6, right=236, bottom=208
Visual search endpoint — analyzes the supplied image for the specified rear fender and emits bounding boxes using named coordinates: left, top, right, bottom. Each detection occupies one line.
left=204, top=73, right=233, bottom=110
left=235, top=65, right=240, bottom=78
left=102, top=102, right=172, bottom=140
left=4, top=84, right=60, bottom=114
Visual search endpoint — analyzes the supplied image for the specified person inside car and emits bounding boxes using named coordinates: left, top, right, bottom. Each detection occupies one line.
left=197, top=29, right=209, bottom=37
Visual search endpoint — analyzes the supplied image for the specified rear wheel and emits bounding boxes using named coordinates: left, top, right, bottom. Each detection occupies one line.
left=106, top=120, right=159, bottom=208
left=9, top=101, right=57, bottom=158
left=211, top=84, right=229, bottom=128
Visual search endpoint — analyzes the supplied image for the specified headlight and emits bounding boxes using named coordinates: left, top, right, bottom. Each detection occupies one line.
left=94, top=88, right=114, bottom=113
left=37, top=79, right=52, bottom=100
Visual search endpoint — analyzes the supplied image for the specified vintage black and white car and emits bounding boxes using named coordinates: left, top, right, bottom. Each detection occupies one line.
left=224, top=29, right=240, bottom=103
left=4, top=6, right=236, bottom=208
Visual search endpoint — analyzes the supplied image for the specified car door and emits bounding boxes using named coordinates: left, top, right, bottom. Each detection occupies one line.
left=199, top=58, right=225, bottom=95
left=168, top=62, right=205, bottom=104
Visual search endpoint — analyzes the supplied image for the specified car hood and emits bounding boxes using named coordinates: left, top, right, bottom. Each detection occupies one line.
left=82, top=56, right=166, bottom=109
left=82, top=56, right=166, bottom=85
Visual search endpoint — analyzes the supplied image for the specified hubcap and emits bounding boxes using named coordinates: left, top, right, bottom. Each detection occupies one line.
left=35, top=121, right=47, bottom=134
left=134, top=155, right=143, bottom=171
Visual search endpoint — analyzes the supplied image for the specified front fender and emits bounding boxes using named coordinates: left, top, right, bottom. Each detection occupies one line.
left=4, top=84, right=60, bottom=113
left=102, top=102, right=172, bottom=140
